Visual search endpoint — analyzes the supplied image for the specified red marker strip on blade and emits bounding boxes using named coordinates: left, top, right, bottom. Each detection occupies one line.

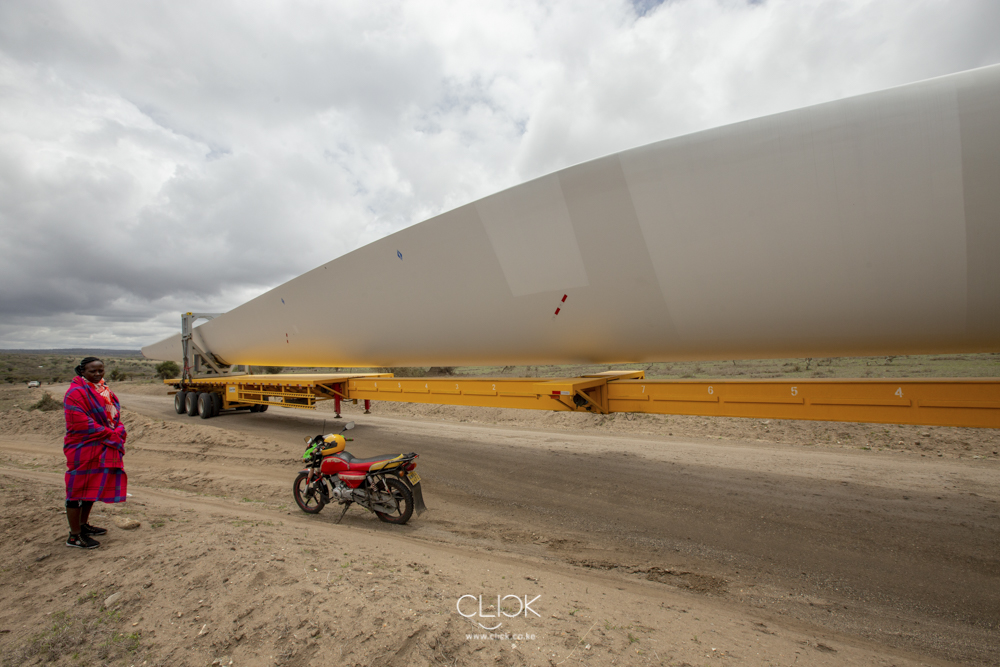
left=553, top=294, right=568, bottom=317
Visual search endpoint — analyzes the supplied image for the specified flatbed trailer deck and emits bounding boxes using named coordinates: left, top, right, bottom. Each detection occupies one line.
left=166, top=372, right=1000, bottom=428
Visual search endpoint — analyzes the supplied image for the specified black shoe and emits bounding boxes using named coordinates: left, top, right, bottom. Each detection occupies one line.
left=66, top=533, right=100, bottom=549
left=81, top=523, right=107, bottom=536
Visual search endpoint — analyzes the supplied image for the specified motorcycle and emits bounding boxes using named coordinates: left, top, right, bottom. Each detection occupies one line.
left=293, top=421, right=426, bottom=524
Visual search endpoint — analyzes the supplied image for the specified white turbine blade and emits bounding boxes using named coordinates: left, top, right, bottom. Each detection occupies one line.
left=144, top=64, right=1000, bottom=367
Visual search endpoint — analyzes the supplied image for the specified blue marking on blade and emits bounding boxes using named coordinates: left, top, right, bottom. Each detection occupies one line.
left=397, top=250, right=403, bottom=260
left=281, top=298, right=285, bottom=304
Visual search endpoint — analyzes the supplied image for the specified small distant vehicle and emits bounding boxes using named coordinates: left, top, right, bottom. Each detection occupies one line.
left=293, top=421, right=426, bottom=524
left=26, top=381, right=40, bottom=388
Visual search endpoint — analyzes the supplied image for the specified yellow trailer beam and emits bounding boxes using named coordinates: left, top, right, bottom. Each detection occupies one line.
left=606, top=379, right=1000, bottom=429
left=168, top=372, right=1000, bottom=428
left=343, top=375, right=999, bottom=429
left=344, top=372, right=644, bottom=415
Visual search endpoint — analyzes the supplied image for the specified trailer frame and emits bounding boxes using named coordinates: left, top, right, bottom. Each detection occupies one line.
left=166, top=371, right=1000, bottom=428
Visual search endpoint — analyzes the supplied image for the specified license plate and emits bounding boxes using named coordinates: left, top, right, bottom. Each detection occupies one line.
left=406, top=471, right=421, bottom=485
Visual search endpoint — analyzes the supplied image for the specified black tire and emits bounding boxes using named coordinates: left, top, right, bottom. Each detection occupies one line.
left=293, top=472, right=326, bottom=514
left=198, top=393, right=213, bottom=419
left=174, top=391, right=187, bottom=414
left=259, top=404, right=268, bottom=413
left=185, top=391, right=199, bottom=416
left=249, top=404, right=260, bottom=413
left=373, top=476, right=414, bottom=525
left=211, top=393, right=223, bottom=416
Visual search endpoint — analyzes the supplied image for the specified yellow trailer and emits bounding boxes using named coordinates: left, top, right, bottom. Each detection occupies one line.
left=168, top=372, right=391, bottom=418
left=167, top=371, right=1000, bottom=429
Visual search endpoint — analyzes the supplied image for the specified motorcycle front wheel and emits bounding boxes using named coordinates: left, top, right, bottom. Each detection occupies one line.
left=373, top=477, right=414, bottom=525
left=293, top=472, right=326, bottom=514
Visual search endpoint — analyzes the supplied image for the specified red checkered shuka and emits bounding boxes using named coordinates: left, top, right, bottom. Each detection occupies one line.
left=63, top=376, right=128, bottom=503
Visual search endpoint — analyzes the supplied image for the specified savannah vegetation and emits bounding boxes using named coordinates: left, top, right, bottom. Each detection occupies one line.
left=2, top=350, right=997, bottom=388
left=0, top=351, right=156, bottom=385
left=292, top=353, right=1000, bottom=380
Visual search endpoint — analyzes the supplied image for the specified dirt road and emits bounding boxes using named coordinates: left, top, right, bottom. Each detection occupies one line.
left=1, top=386, right=998, bottom=665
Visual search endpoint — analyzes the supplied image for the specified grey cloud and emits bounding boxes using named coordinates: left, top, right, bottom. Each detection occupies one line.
left=1, top=0, right=999, bottom=348
left=631, top=0, right=666, bottom=19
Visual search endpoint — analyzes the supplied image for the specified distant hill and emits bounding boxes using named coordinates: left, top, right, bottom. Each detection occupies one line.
left=0, top=349, right=143, bottom=356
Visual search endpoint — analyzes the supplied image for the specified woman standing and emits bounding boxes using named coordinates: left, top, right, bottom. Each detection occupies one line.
left=63, top=357, right=128, bottom=549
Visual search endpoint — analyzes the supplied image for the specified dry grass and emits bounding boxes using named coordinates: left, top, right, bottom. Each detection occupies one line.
left=29, top=392, right=62, bottom=412
left=2, top=606, right=142, bottom=667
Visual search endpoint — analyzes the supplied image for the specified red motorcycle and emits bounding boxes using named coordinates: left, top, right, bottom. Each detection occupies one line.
left=293, top=422, right=426, bottom=524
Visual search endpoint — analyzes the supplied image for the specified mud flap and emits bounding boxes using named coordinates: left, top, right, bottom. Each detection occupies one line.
left=412, top=481, right=427, bottom=516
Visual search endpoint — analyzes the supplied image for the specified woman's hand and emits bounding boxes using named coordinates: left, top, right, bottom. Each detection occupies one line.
left=104, top=424, right=127, bottom=451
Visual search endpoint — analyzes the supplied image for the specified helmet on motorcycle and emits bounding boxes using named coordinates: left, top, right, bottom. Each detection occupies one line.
left=320, top=433, right=346, bottom=455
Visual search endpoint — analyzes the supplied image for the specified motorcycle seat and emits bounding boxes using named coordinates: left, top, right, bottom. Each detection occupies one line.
left=334, top=452, right=402, bottom=465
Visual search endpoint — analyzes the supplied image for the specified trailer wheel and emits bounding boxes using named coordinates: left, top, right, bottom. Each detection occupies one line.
left=211, top=393, right=222, bottom=416
left=174, top=391, right=187, bottom=414
left=259, top=404, right=269, bottom=413
left=198, top=392, right=214, bottom=419
left=186, top=392, right=199, bottom=416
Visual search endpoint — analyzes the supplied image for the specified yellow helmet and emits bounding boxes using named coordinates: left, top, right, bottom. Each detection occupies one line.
left=320, top=434, right=346, bottom=455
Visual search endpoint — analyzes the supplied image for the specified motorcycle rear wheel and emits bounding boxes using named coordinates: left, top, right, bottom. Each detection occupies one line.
left=293, top=472, right=326, bottom=514
left=373, top=476, right=414, bottom=525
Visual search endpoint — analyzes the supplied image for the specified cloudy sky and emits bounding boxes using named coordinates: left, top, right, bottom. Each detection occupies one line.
left=1, top=0, right=998, bottom=350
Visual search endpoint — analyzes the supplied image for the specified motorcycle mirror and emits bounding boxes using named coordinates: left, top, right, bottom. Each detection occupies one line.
left=343, top=421, right=355, bottom=431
